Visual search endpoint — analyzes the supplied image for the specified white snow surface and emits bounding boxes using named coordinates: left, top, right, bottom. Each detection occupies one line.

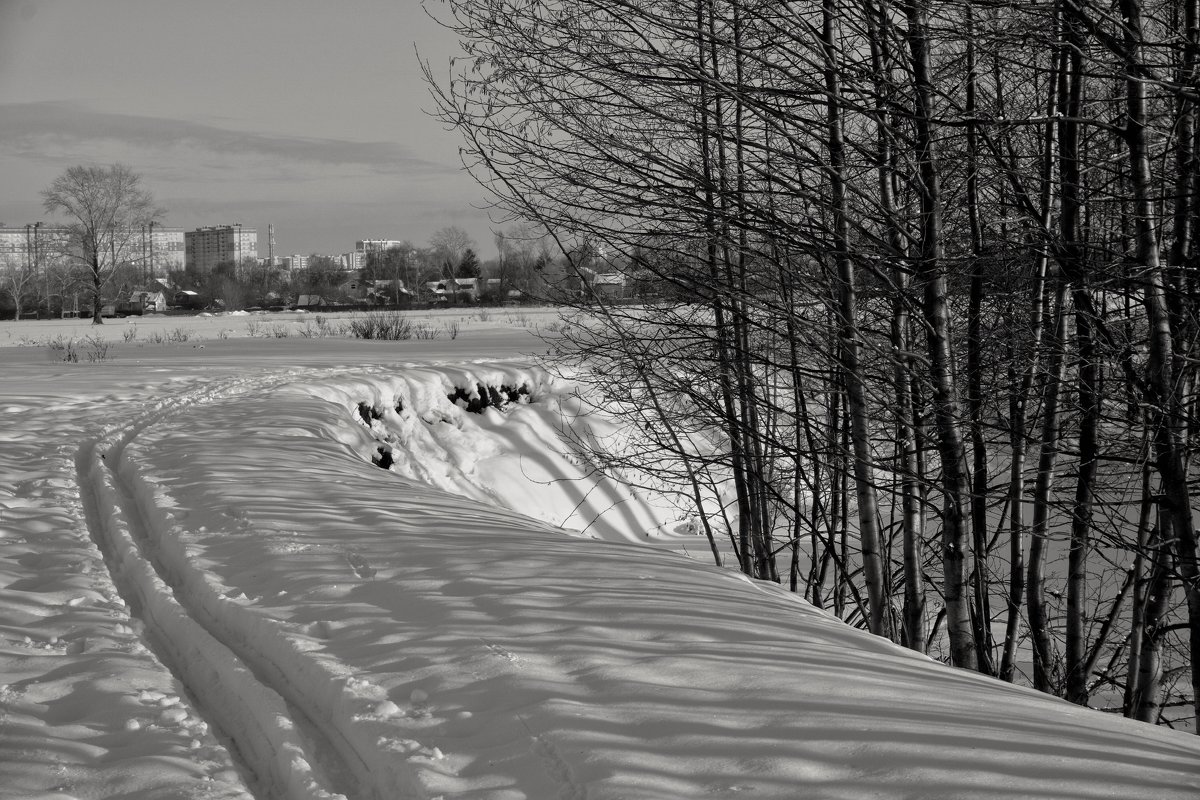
left=1, top=312, right=1198, bottom=799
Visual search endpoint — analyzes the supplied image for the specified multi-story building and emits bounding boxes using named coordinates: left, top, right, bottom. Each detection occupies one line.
left=282, top=254, right=308, bottom=271
left=184, top=225, right=258, bottom=273
left=357, top=239, right=405, bottom=253
left=348, top=239, right=405, bottom=272
left=2, top=225, right=183, bottom=276
left=142, top=226, right=185, bottom=275
left=0, top=224, right=76, bottom=266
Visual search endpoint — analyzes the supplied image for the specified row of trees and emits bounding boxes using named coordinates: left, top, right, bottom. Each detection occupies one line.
left=429, top=0, right=1200, bottom=729
left=2, top=245, right=167, bottom=321
left=164, top=224, right=550, bottom=310
left=0, top=163, right=552, bottom=318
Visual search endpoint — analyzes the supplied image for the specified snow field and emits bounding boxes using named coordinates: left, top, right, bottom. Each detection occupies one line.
left=79, top=438, right=338, bottom=800
left=1, top=332, right=1199, bottom=799
left=0, top=377, right=252, bottom=799
left=116, top=361, right=1200, bottom=798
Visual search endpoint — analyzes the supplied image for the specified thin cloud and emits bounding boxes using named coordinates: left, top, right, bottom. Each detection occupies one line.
left=0, top=101, right=454, bottom=175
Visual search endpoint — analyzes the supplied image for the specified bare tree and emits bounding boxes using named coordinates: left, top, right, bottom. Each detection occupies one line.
left=0, top=252, right=40, bottom=320
left=429, top=225, right=475, bottom=278
left=426, top=0, right=1200, bottom=725
left=42, top=164, right=162, bottom=324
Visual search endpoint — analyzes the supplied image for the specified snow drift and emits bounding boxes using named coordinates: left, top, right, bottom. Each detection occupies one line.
left=1, top=334, right=1198, bottom=799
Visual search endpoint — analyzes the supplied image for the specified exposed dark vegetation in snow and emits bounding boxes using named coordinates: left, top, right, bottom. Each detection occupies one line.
left=356, top=401, right=382, bottom=426
left=373, top=446, right=394, bottom=470
left=354, top=380, right=536, bottom=478
left=447, top=382, right=531, bottom=414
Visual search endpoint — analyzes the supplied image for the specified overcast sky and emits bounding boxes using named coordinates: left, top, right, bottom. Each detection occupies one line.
left=0, top=0, right=496, bottom=257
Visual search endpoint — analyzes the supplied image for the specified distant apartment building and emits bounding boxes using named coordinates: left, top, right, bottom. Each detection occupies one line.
left=185, top=225, right=257, bottom=273
left=0, top=225, right=66, bottom=266
left=142, top=226, right=185, bottom=275
left=347, top=239, right=405, bottom=272
left=1, top=224, right=182, bottom=279
left=357, top=239, right=405, bottom=253
left=282, top=254, right=308, bottom=271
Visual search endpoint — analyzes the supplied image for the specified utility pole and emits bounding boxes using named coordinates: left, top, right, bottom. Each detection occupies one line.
left=34, top=222, right=42, bottom=316
left=24, top=223, right=31, bottom=319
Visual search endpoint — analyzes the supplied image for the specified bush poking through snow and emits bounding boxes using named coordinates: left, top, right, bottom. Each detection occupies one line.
left=122, top=325, right=138, bottom=343
left=85, top=334, right=111, bottom=363
left=345, top=312, right=413, bottom=340
left=298, top=316, right=336, bottom=338
left=51, top=336, right=79, bottom=363
left=413, top=322, right=441, bottom=340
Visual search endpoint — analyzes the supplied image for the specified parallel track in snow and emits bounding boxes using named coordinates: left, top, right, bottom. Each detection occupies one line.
left=74, top=371, right=431, bottom=800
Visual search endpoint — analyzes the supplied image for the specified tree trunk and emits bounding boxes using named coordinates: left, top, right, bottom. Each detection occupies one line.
left=1132, top=525, right=1173, bottom=723
left=964, top=3, right=994, bottom=674
left=91, top=246, right=104, bottom=325
left=1028, top=281, right=1070, bottom=693
left=823, top=0, right=889, bottom=637
left=900, top=0, right=977, bottom=670
left=1058, top=8, right=1095, bottom=705
left=1067, top=288, right=1099, bottom=704
left=1115, top=0, right=1200, bottom=723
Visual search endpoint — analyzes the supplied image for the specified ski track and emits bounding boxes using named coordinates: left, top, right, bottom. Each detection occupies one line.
left=38, top=353, right=1200, bottom=800
left=73, top=368, right=436, bottom=800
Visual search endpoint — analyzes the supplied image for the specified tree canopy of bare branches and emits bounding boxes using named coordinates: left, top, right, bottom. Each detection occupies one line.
left=42, top=164, right=162, bottom=324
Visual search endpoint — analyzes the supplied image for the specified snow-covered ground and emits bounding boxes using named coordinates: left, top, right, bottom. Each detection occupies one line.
left=1, top=312, right=1198, bottom=800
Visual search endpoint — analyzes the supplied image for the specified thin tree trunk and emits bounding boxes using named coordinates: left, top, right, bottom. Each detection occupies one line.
left=1067, top=288, right=1099, bottom=704
left=863, top=0, right=923, bottom=650
left=1132, top=525, right=1173, bottom=722
left=964, top=2, right=994, bottom=674
left=1124, top=464, right=1156, bottom=715
left=900, top=0, right=977, bottom=670
left=1114, top=0, right=1200, bottom=723
left=823, top=0, right=889, bottom=637
left=1057, top=6, right=1096, bottom=705
left=1028, top=280, right=1070, bottom=693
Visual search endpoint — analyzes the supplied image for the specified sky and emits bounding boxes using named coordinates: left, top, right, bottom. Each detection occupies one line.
left=0, top=0, right=499, bottom=258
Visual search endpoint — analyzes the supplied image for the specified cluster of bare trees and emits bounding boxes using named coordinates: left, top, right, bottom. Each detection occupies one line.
left=428, top=0, right=1200, bottom=728
left=1, top=166, right=160, bottom=323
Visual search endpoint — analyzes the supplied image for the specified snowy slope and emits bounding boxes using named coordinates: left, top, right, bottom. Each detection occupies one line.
left=1, top=319, right=1198, bottom=799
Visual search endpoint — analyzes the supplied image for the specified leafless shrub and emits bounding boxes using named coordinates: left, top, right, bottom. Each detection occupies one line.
left=345, top=311, right=413, bottom=340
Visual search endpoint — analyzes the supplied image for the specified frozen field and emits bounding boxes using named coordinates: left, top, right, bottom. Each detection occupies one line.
left=0, top=311, right=1198, bottom=800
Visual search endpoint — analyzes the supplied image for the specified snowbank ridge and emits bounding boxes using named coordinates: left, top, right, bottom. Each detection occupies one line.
left=5, top=348, right=1191, bottom=800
